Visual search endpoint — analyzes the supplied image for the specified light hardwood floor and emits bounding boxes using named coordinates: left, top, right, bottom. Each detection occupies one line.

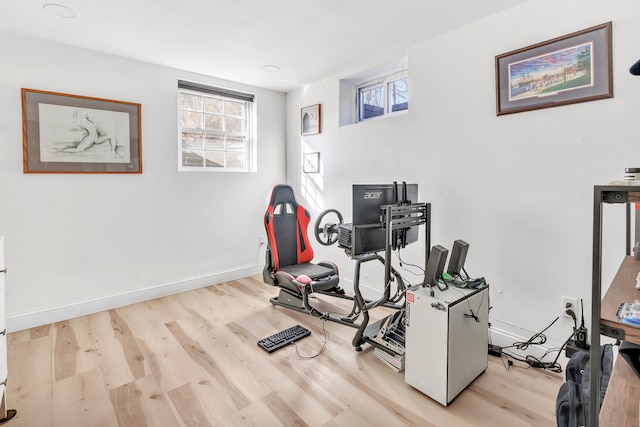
left=6, top=276, right=562, bottom=426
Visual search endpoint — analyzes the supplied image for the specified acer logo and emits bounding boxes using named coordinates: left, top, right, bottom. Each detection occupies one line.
left=363, top=191, right=383, bottom=200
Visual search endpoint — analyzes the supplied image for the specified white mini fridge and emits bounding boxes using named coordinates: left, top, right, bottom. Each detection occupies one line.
left=404, top=284, right=489, bottom=406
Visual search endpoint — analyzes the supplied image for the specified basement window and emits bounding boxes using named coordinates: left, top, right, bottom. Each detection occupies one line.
left=338, top=55, right=408, bottom=127
left=178, top=80, right=256, bottom=172
left=357, top=70, right=408, bottom=121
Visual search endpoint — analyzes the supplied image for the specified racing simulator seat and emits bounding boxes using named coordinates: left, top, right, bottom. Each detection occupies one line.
left=263, top=184, right=346, bottom=318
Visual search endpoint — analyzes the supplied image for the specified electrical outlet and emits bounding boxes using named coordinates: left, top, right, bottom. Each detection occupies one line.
left=561, top=296, right=580, bottom=319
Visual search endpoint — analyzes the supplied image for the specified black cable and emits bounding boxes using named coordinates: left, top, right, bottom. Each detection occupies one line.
left=502, top=336, right=572, bottom=374
left=544, top=331, right=576, bottom=372
left=449, top=286, right=485, bottom=323
left=394, top=249, right=425, bottom=276
left=497, top=352, right=514, bottom=370
left=295, top=318, right=329, bottom=360
left=502, top=309, right=574, bottom=352
left=495, top=307, right=577, bottom=373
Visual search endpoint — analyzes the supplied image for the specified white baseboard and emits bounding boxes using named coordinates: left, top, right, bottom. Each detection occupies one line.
left=6, top=263, right=263, bottom=333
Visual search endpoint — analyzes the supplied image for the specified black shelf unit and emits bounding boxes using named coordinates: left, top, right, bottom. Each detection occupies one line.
left=592, top=183, right=640, bottom=427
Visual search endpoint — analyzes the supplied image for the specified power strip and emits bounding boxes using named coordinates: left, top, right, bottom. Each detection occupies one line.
left=565, top=339, right=590, bottom=358
left=488, top=344, right=502, bottom=357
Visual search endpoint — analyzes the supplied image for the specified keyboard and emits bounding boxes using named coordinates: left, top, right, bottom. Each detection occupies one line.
left=257, top=324, right=311, bottom=353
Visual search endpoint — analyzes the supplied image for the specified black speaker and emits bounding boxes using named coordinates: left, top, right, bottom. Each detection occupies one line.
left=447, top=239, right=469, bottom=275
left=630, top=59, right=640, bottom=76
left=424, top=245, right=448, bottom=287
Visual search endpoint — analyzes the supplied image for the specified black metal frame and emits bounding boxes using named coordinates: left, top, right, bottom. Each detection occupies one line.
left=269, top=201, right=431, bottom=354
left=591, top=183, right=640, bottom=427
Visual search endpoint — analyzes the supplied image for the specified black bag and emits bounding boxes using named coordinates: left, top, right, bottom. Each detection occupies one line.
left=556, top=344, right=613, bottom=427
left=618, top=341, right=640, bottom=378
left=556, top=379, right=584, bottom=427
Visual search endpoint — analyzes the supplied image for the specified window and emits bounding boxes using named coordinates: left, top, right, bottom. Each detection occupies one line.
left=338, top=56, right=407, bottom=126
left=178, top=80, right=255, bottom=172
left=356, top=70, right=408, bottom=122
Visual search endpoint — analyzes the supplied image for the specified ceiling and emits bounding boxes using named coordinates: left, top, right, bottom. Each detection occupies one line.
left=0, top=0, right=529, bottom=93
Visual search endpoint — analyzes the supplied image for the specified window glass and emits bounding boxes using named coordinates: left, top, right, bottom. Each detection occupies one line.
left=182, top=132, right=203, bottom=150
left=180, top=93, right=202, bottom=111
left=225, top=117, right=243, bottom=133
left=225, top=100, right=244, bottom=117
left=359, top=84, right=385, bottom=120
left=178, top=82, right=254, bottom=172
left=226, top=152, right=246, bottom=168
left=227, top=136, right=245, bottom=151
left=204, top=98, right=223, bottom=114
left=389, top=77, right=408, bottom=112
left=204, top=114, right=223, bottom=131
left=204, top=134, right=224, bottom=150
left=356, top=70, right=408, bottom=122
left=203, top=151, right=224, bottom=168
left=180, top=111, right=203, bottom=128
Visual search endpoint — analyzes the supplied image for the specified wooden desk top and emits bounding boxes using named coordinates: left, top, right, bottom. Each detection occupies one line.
left=600, top=355, right=640, bottom=426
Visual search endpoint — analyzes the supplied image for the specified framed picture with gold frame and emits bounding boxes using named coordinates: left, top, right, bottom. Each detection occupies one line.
left=22, top=88, right=142, bottom=173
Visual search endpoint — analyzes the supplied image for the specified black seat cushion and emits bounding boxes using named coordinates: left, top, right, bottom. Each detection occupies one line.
left=278, top=263, right=335, bottom=279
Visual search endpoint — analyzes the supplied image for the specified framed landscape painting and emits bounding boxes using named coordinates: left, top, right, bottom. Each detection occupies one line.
left=22, top=88, right=142, bottom=173
left=495, top=22, right=612, bottom=115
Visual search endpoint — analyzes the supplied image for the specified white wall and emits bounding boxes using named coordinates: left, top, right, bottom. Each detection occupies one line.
left=0, top=32, right=286, bottom=331
left=286, top=0, right=640, bottom=352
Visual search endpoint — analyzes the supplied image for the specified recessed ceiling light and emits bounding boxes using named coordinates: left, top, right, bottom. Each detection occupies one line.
left=262, top=65, right=280, bottom=73
left=43, top=3, right=76, bottom=18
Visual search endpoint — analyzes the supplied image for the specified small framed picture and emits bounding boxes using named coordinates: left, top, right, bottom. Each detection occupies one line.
left=301, top=104, right=321, bottom=135
left=303, top=152, right=320, bottom=173
left=21, top=88, right=142, bottom=173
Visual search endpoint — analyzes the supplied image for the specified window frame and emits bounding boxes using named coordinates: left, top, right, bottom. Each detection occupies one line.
left=356, top=69, right=408, bottom=122
left=177, top=80, right=256, bottom=173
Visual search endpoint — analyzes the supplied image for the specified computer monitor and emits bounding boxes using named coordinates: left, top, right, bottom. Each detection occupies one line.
left=343, top=182, right=419, bottom=255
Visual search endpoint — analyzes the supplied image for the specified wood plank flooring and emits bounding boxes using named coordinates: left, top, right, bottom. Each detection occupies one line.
left=6, top=275, right=562, bottom=426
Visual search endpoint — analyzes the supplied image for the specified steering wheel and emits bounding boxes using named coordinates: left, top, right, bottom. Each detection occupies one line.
left=314, top=209, right=344, bottom=246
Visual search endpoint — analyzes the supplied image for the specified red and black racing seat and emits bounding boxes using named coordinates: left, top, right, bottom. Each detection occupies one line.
left=263, top=185, right=340, bottom=307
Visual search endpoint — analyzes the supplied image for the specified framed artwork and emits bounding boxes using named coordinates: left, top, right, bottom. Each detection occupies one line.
left=303, top=152, right=320, bottom=173
left=301, top=104, right=321, bottom=135
left=495, top=22, right=612, bottom=116
left=21, top=88, right=142, bottom=173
